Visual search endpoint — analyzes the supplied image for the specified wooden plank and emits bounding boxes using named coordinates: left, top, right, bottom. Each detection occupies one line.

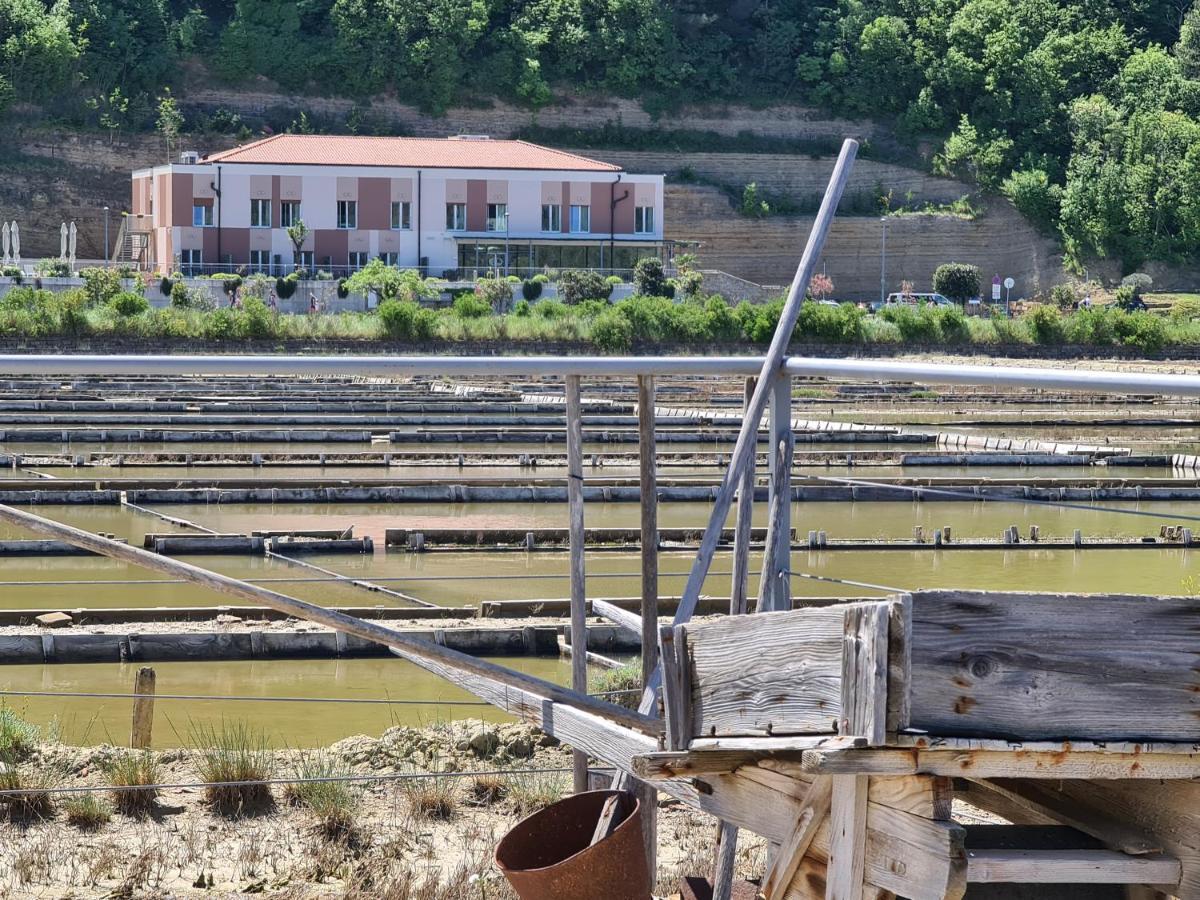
left=590, top=598, right=642, bottom=640
left=129, top=666, right=155, bottom=749
left=730, top=377, right=756, bottom=617
left=885, top=594, right=911, bottom=733
left=565, top=373, right=588, bottom=793
left=0, top=502, right=660, bottom=736
left=894, top=734, right=1200, bottom=755
left=686, top=606, right=845, bottom=737
left=659, top=625, right=689, bottom=751
left=712, top=821, right=739, bottom=900
left=763, top=776, right=833, bottom=900
left=909, top=589, right=1200, bottom=742
left=632, top=737, right=866, bottom=779
left=758, top=379, right=793, bottom=613
left=638, top=373, right=658, bottom=687
left=802, top=747, right=1200, bottom=780
left=590, top=794, right=622, bottom=845
left=953, top=780, right=1058, bottom=827
left=867, top=775, right=951, bottom=820
left=826, top=776, right=867, bottom=900
left=840, top=604, right=889, bottom=746
left=965, top=849, right=1181, bottom=884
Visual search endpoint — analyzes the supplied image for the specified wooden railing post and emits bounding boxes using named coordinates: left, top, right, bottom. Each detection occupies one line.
left=565, top=374, right=589, bottom=794
left=758, top=376, right=794, bottom=613
left=637, top=373, right=659, bottom=882
left=730, top=377, right=756, bottom=616
left=130, top=666, right=156, bottom=749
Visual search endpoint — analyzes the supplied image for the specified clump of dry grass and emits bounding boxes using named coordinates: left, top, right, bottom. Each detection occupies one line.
left=401, top=771, right=457, bottom=820
left=283, top=751, right=359, bottom=838
left=103, top=750, right=159, bottom=817
left=465, top=773, right=508, bottom=806
left=191, top=721, right=275, bottom=815
left=63, top=792, right=111, bottom=829
left=507, top=769, right=566, bottom=817
left=0, top=759, right=56, bottom=820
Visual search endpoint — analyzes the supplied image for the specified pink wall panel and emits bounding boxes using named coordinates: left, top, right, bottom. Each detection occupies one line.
left=590, top=183, right=612, bottom=235
left=466, top=179, right=486, bottom=232
left=358, top=177, right=391, bottom=230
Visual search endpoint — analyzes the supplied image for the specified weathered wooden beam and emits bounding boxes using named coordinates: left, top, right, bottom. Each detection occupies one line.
left=840, top=604, right=889, bottom=747
left=758, top=379, right=793, bottom=613
left=565, top=373, right=589, bottom=793
left=0, top=503, right=660, bottom=736
left=730, top=377, right=756, bottom=617
left=638, top=373, right=658, bottom=685
left=129, top=666, right=155, bottom=750
left=884, top=594, right=911, bottom=734
left=802, top=747, right=1200, bottom=780
left=965, top=849, right=1181, bottom=885
left=659, top=624, right=691, bottom=751
left=632, top=737, right=866, bottom=780
left=763, top=776, right=833, bottom=900
left=591, top=597, right=642, bottom=640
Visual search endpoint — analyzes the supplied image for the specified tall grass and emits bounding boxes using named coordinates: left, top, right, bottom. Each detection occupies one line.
left=191, top=722, right=275, bottom=815
left=103, top=751, right=159, bottom=817
left=283, top=752, right=359, bottom=837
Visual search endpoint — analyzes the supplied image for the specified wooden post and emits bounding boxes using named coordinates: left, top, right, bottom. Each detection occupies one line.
left=758, top=416, right=794, bottom=613
left=638, top=374, right=658, bottom=685
left=565, top=374, right=589, bottom=794
left=730, top=377, right=756, bottom=616
left=130, top=666, right=156, bottom=749
left=637, top=373, right=659, bottom=883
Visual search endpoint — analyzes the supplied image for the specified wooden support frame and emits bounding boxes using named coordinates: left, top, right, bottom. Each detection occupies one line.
left=730, top=376, right=756, bottom=617
left=659, top=624, right=692, bottom=751
left=565, top=373, right=589, bottom=793
left=637, top=372, right=659, bottom=884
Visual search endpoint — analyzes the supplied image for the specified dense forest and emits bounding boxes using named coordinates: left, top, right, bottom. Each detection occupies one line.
left=2, top=0, right=1200, bottom=269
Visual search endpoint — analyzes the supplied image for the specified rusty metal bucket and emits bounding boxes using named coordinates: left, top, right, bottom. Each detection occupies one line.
left=494, top=789, right=651, bottom=900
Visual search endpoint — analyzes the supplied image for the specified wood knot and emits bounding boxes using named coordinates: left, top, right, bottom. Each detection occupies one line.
left=968, top=656, right=995, bottom=678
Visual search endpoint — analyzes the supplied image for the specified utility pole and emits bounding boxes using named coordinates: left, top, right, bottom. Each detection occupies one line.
left=879, top=216, right=888, bottom=304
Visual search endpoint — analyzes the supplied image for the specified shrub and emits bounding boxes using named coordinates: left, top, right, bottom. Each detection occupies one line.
left=880, top=304, right=941, bottom=342
left=1120, top=272, right=1153, bottom=298
left=0, top=762, right=56, bottom=820
left=1001, top=168, right=1062, bottom=233
left=0, top=265, right=21, bottom=278
left=0, top=709, right=37, bottom=759
left=275, top=274, right=299, bottom=299
left=1066, top=307, right=1115, bottom=345
left=508, top=769, right=566, bottom=817
left=159, top=275, right=175, bottom=297
left=934, top=305, right=970, bottom=343
left=80, top=267, right=123, bottom=306
left=513, top=299, right=531, bottom=316
left=591, top=309, right=634, bottom=352
left=466, top=774, right=508, bottom=806
left=704, top=296, right=744, bottom=342
left=212, top=273, right=242, bottom=295
left=109, top=291, right=149, bottom=316
left=34, top=258, right=71, bottom=277
left=1048, top=283, right=1078, bottom=310
left=237, top=297, right=275, bottom=339
left=103, top=751, right=159, bottom=817
left=453, top=292, right=494, bottom=319
left=401, top=772, right=456, bottom=820
left=336, top=278, right=349, bottom=299
left=63, top=793, right=111, bottom=829
left=1121, top=311, right=1168, bottom=354
left=59, top=290, right=90, bottom=336
left=633, top=257, right=669, bottom=296
left=932, top=263, right=980, bottom=302
left=557, top=269, right=609, bottom=304
left=531, top=273, right=549, bottom=284
left=378, top=299, right=437, bottom=341
left=192, top=722, right=275, bottom=815
left=521, top=278, right=543, bottom=301
left=590, top=663, right=642, bottom=711
left=795, top=301, right=866, bottom=343
left=203, top=308, right=240, bottom=340
left=473, top=277, right=512, bottom=312
left=604, top=274, right=622, bottom=287
left=534, top=299, right=568, bottom=319
left=169, top=280, right=201, bottom=309
left=1025, top=305, right=1065, bottom=344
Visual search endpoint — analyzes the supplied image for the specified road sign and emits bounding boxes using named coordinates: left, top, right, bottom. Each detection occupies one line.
left=992, top=274, right=1002, bottom=301
left=1004, top=277, right=1015, bottom=290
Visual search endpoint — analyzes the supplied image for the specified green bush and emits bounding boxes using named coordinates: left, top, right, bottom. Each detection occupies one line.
left=203, top=308, right=239, bottom=340
left=379, top=299, right=436, bottom=340
left=336, top=279, right=349, bottom=299
left=34, top=259, right=71, bottom=277
left=1120, top=311, right=1168, bottom=354
left=796, top=301, right=866, bottom=343
left=109, top=291, right=149, bottom=316
left=1120, top=273, right=1153, bottom=298
left=453, top=293, right=494, bottom=319
left=80, top=267, right=123, bottom=306
left=237, top=297, right=274, bottom=339
left=1025, top=305, right=1065, bottom=344
left=159, top=275, right=175, bottom=297
left=557, top=270, right=609, bottom=304
left=521, top=279, right=543, bottom=301
left=880, top=304, right=942, bottom=342
left=170, top=280, right=199, bottom=309
left=1048, top=283, right=1078, bottom=310
left=934, top=305, right=970, bottom=343
left=513, top=299, right=531, bottom=316
left=534, top=299, right=568, bottom=319
left=473, top=277, right=512, bottom=311
left=531, top=274, right=550, bottom=285
left=276, top=274, right=299, bottom=299
left=1001, top=168, right=1062, bottom=234
left=212, top=273, right=242, bottom=295
left=633, top=257, right=669, bottom=297
left=1066, top=307, right=1115, bottom=344
left=704, top=296, right=743, bottom=342
left=932, top=263, right=980, bottom=302
left=591, top=309, right=634, bottom=353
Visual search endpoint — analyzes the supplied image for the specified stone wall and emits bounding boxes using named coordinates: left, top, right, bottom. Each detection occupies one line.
left=574, top=150, right=969, bottom=206
left=668, top=185, right=1066, bottom=300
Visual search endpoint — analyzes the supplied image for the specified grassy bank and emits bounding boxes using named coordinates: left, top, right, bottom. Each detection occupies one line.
left=2, top=281, right=1193, bottom=356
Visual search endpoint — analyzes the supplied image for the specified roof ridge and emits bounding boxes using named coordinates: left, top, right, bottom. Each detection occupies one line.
left=207, top=132, right=289, bottom=162
left=510, top=139, right=620, bottom=169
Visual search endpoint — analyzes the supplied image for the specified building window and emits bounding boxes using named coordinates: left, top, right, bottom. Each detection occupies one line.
left=541, top=204, right=561, bottom=232
left=486, top=203, right=507, bottom=232
left=380, top=252, right=399, bottom=267
left=569, top=204, right=590, bottom=233
left=296, top=250, right=314, bottom=272
left=391, top=201, right=411, bottom=230
left=348, top=251, right=368, bottom=271
left=181, top=248, right=202, bottom=276
left=337, top=200, right=357, bottom=230
left=250, top=199, right=271, bottom=228
left=446, top=203, right=466, bottom=231
left=192, top=204, right=213, bottom=228
left=249, top=249, right=270, bottom=272
left=635, top=206, right=654, bottom=234
left=280, top=201, right=301, bottom=228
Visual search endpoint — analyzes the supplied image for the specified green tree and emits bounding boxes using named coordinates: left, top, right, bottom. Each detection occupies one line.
left=286, top=219, right=309, bottom=270
left=155, top=87, right=183, bottom=161
left=0, top=0, right=80, bottom=104
left=932, top=263, right=981, bottom=302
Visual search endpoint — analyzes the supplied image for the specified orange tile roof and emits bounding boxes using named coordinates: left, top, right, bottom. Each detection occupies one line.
left=203, top=134, right=621, bottom=172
